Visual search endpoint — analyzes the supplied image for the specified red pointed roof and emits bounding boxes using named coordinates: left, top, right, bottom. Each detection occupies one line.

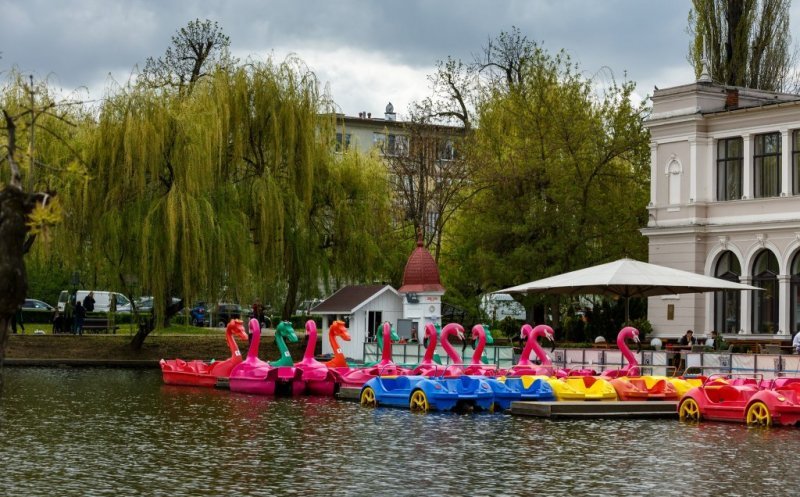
left=398, top=233, right=445, bottom=293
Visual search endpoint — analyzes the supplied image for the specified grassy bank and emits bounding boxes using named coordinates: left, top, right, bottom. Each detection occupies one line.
left=5, top=332, right=310, bottom=363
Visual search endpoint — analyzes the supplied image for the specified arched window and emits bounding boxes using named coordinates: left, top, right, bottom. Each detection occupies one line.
left=752, top=250, right=779, bottom=334
left=791, top=253, right=800, bottom=334
left=714, top=251, right=741, bottom=334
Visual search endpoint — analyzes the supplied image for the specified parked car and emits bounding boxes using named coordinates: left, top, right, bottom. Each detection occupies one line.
left=212, top=303, right=242, bottom=328
left=23, top=298, right=54, bottom=312
left=21, top=298, right=55, bottom=324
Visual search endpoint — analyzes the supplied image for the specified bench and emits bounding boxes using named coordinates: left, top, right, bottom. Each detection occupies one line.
left=81, top=317, right=119, bottom=334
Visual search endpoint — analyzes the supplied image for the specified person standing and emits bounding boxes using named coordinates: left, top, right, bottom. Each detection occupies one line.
left=74, top=301, right=86, bottom=336
left=52, top=310, right=64, bottom=334
left=11, top=305, right=24, bottom=334
left=83, top=292, right=96, bottom=313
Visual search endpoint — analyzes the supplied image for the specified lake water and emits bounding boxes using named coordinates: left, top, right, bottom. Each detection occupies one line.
left=2, top=367, right=800, bottom=496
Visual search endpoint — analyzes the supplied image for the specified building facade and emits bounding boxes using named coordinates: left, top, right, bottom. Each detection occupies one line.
left=643, top=81, right=800, bottom=339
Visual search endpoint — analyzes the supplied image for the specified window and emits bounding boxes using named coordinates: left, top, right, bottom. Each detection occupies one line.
left=753, top=132, right=781, bottom=198
left=439, top=139, right=456, bottom=161
left=717, top=138, right=743, bottom=201
left=335, top=132, right=351, bottom=152
left=714, top=251, right=741, bottom=334
left=373, top=132, right=408, bottom=156
left=752, top=250, right=779, bottom=334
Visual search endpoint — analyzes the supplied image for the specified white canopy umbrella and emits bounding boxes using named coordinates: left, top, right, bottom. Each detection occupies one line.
left=495, top=258, right=761, bottom=322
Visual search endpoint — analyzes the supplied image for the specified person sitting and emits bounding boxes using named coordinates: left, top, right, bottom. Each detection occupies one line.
left=705, top=330, right=725, bottom=351
left=679, top=329, right=696, bottom=347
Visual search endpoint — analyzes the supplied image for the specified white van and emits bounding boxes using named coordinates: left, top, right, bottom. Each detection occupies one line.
left=57, top=290, right=131, bottom=313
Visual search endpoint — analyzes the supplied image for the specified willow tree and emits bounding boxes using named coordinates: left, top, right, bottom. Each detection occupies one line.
left=443, top=41, right=650, bottom=324
left=688, top=0, right=795, bottom=91
left=88, top=57, right=392, bottom=347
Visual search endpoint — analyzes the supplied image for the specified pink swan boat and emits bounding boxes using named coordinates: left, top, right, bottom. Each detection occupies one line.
left=295, top=320, right=339, bottom=396
left=229, top=318, right=277, bottom=395
left=464, top=324, right=500, bottom=376
left=601, top=326, right=641, bottom=378
left=160, top=318, right=248, bottom=387
left=411, top=323, right=440, bottom=376
left=336, top=322, right=410, bottom=388
left=324, top=320, right=351, bottom=369
left=505, top=324, right=558, bottom=377
left=602, top=326, right=678, bottom=401
left=438, top=323, right=467, bottom=377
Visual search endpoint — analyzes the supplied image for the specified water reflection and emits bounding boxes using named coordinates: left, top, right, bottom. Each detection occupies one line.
left=3, top=367, right=800, bottom=496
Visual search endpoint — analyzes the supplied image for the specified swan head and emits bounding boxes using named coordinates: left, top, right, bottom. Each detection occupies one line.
left=330, top=320, right=351, bottom=341
left=520, top=323, right=534, bottom=340
left=305, top=319, right=317, bottom=336
left=470, top=324, right=485, bottom=341
left=276, top=321, right=299, bottom=342
left=532, top=324, right=555, bottom=343
left=424, top=322, right=438, bottom=339
left=226, top=318, right=247, bottom=341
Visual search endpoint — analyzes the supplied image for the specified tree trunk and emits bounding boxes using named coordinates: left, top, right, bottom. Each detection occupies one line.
left=282, top=270, right=300, bottom=320
left=0, top=186, right=40, bottom=380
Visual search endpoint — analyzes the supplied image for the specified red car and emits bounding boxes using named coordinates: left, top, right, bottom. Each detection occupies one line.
left=678, top=375, right=800, bottom=427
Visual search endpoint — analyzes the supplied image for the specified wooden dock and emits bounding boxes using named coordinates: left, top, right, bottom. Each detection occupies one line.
left=510, top=401, right=677, bottom=419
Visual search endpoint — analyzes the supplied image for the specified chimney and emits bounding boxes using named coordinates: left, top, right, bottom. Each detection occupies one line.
left=725, top=89, right=739, bottom=109
left=367, top=112, right=371, bottom=119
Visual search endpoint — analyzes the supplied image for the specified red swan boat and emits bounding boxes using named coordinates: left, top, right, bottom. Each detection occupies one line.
left=160, top=319, right=248, bottom=387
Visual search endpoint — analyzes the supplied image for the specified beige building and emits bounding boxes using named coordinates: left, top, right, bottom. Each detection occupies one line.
left=643, top=81, right=800, bottom=340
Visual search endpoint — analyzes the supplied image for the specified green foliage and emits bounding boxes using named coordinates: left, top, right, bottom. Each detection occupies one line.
left=24, top=251, right=71, bottom=306
left=442, top=33, right=650, bottom=306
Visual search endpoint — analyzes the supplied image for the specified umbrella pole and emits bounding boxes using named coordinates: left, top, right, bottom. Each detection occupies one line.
left=625, top=297, right=630, bottom=325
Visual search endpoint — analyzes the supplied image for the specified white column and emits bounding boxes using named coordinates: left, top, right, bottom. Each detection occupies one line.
left=781, top=129, right=791, bottom=196
left=740, top=276, right=753, bottom=334
left=689, top=138, right=698, bottom=203
left=742, top=133, right=752, bottom=199
left=649, top=142, right=658, bottom=207
left=703, top=137, right=714, bottom=202
left=779, top=275, right=791, bottom=335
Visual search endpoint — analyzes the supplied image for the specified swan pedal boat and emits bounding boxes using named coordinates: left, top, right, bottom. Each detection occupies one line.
left=484, top=376, right=556, bottom=410
left=679, top=376, right=800, bottom=427
left=360, top=374, right=494, bottom=412
left=608, top=376, right=680, bottom=401
left=536, top=375, right=618, bottom=401
left=160, top=319, right=248, bottom=387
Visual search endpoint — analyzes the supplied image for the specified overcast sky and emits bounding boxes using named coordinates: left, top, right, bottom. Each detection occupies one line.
left=4, top=0, right=799, bottom=119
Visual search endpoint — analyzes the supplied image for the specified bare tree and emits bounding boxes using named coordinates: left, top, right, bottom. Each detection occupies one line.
left=415, top=57, right=475, bottom=130
left=383, top=114, right=474, bottom=262
left=477, top=26, right=544, bottom=91
left=140, top=19, right=236, bottom=94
